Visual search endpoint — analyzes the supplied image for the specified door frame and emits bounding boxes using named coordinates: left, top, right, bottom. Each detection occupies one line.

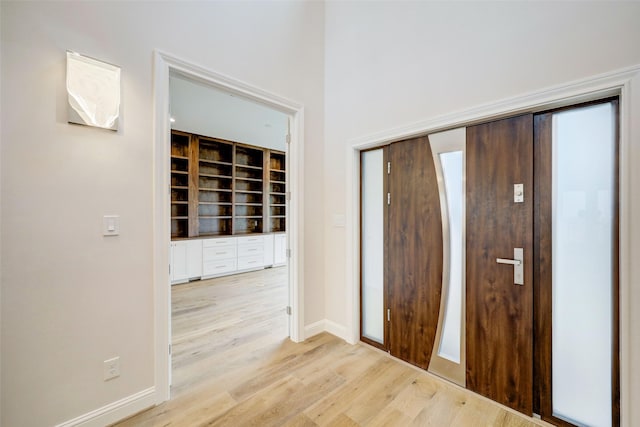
left=153, top=50, right=306, bottom=403
left=346, top=64, right=640, bottom=425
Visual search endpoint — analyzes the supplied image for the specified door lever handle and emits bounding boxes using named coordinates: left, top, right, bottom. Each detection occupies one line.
left=496, top=258, right=521, bottom=266
left=496, top=248, right=524, bottom=285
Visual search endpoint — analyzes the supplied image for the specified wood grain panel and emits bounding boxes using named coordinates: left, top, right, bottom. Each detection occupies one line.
left=466, top=115, right=534, bottom=415
left=388, top=136, right=442, bottom=369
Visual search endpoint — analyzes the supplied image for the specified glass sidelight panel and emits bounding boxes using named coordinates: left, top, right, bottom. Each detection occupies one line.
left=437, top=151, right=463, bottom=363
left=552, top=103, right=615, bottom=427
left=361, top=149, right=385, bottom=344
left=427, top=127, right=466, bottom=386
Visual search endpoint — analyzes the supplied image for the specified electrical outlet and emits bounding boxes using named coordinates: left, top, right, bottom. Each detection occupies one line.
left=103, top=356, right=120, bottom=381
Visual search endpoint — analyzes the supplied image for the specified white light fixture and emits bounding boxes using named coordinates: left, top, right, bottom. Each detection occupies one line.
left=66, top=51, right=121, bottom=131
left=169, top=117, right=176, bottom=123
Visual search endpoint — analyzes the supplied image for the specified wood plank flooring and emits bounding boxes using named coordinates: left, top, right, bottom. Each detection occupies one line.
left=114, top=267, right=550, bottom=427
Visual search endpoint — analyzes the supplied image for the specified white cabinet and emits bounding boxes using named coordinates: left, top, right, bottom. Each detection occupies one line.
left=237, top=235, right=264, bottom=272
left=171, top=240, right=202, bottom=285
left=274, top=233, right=287, bottom=266
left=170, top=233, right=286, bottom=283
left=202, top=238, right=237, bottom=278
left=263, top=234, right=274, bottom=267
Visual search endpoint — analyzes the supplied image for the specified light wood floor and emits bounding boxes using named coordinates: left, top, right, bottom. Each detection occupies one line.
left=115, top=267, right=549, bottom=427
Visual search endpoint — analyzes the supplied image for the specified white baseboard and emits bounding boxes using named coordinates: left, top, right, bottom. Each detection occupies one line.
left=55, top=387, right=156, bottom=427
left=304, top=320, right=326, bottom=339
left=304, top=319, right=348, bottom=341
left=324, top=320, right=347, bottom=340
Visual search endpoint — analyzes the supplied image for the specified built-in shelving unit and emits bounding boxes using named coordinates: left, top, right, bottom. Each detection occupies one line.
left=269, top=152, right=286, bottom=232
left=170, top=129, right=285, bottom=238
left=170, top=131, right=191, bottom=239
left=198, top=136, right=233, bottom=236
left=234, top=144, right=264, bottom=235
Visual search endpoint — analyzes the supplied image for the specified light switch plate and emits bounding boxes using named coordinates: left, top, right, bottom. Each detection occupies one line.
left=103, top=215, right=120, bottom=236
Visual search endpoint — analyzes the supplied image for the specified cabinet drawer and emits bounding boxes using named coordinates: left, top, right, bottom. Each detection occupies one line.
left=203, top=246, right=237, bottom=261
left=203, top=259, right=237, bottom=276
left=237, top=235, right=264, bottom=246
left=237, top=244, right=263, bottom=257
left=237, top=255, right=264, bottom=270
left=202, top=237, right=236, bottom=248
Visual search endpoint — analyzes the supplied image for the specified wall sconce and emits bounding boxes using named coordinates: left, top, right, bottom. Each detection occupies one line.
left=66, top=51, right=121, bottom=131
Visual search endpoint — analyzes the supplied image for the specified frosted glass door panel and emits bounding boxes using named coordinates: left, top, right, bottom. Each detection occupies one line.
left=361, top=149, right=384, bottom=344
left=437, top=151, right=463, bottom=363
left=552, top=103, right=615, bottom=427
left=427, top=127, right=466, bottom=387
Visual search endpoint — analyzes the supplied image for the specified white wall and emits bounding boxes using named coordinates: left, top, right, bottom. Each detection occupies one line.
left=170, top=74, right=289, bottom=151
left=0, top=1, right=324, bottom=426
left=324, top=1, right=640, bottom=423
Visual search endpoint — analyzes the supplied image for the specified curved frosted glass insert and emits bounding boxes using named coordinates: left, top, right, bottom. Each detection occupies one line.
left=552, top=103, right=614, bottom=427
left=361, top=149, right=384, bottom=344
left=437, top=151, right=463, bottom=363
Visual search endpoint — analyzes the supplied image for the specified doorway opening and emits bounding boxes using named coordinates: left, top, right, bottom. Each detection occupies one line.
left=168, top=72, right=291, bottom=396
left=153, top=50, right=305, bottom=403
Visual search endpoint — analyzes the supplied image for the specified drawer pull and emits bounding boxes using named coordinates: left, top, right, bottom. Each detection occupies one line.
left=216, top=252, right=226, bottom=255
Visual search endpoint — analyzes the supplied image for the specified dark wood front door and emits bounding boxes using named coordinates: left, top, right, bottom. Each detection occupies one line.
left=387, top=136, right=443, bottom=369
left=466, top=115, right=534, bottom=415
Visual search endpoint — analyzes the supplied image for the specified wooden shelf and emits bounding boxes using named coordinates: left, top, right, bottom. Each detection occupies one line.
left=235, top=190, right=262, bottom=194
left=235, top=164, right=262, bottom=170
left=199, top=159, right=232, bottom=166
left=170, top=129, right=285, bottom=238
left=200, top=173, right=232, bottom=179
left=235, top=177, right=263, bottom=182
left=199, top=188, right=233, bottom=192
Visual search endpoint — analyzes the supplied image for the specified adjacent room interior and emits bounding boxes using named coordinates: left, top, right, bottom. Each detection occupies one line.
left=167, top=73, right=290, bottom=395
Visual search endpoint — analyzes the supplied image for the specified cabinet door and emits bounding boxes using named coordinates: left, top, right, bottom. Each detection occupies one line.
left=263, top=234, right=275, bottom=267
left=186, top=240, right=202, bottom=279
left=273, top=234, right=287, bottom=265
left=171, top=242, right=189, bottom=284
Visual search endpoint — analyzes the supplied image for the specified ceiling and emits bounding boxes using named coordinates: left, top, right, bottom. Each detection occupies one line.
left=169, top=74, right=288, bottom=151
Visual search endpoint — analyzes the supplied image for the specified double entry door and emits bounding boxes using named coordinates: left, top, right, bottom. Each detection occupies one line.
left=360, top=99, right=619, bottom=426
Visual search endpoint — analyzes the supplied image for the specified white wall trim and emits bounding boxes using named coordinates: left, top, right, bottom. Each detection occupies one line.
left=346, top=64, right=640, bottom=426
left=54, top=387, right=155, bottom=427
left=152, top=50, right=306, bottom=406
left=304, top=319, right=349, bottom=341
left=324, top=319, right=348, bottom=340
left=304, top=320, right=326, bottom=339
